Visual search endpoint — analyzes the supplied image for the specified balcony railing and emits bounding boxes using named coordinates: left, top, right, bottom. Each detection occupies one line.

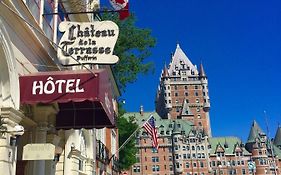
left=96, top=139, right=109, bottom=163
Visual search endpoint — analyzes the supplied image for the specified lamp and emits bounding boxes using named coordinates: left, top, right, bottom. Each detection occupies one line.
left=6, top=124, right=25, bottom=146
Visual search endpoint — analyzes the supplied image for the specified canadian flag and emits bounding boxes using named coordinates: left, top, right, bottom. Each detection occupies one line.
left=109, top=0, right=129, bottom=20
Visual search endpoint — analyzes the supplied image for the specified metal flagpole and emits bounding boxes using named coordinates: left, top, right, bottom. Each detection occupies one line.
left=108, top=113, right=154, bottom=163
left=264, top=111, right=278, bottom=175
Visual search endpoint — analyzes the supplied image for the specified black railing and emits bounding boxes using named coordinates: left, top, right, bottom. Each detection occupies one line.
left=96, top=139, right=109, bottom=163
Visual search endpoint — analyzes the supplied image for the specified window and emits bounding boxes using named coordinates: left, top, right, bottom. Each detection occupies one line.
left=43, top=0, right=55, bottom=40
left=152, top=148, right=158, bottom=153
left=78, top=160, right=84, bottom=171
left=152, top=165, right=160, bottom=172
left=202, top=153, right=205, bottom=158
left=169, top=165, right=173, bottom=171
left=185, top=92, right=189, bottom=96
left=175, top=85, right=178, bottom=90
left=185, top=162, right=190, bottom=168
left=192, top=153, right=196, bottom=158
left=133, top=166, right=141, bottom=172
left=200, top=162, right=204, bottom=167
left=176, top=162, right=180, bottom=168
left=193, top=162, right=197, bottom=167
left=195, top=92, right=199, bottom=96
left=152, top=157, right=159, bottom=162
left=185, top=85, right=188, bottom=89
left=175, top=92, right=178, bottom=97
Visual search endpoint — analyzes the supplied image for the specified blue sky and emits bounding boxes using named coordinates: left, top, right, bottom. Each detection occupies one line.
left=114, top=0, right=281, bottom=141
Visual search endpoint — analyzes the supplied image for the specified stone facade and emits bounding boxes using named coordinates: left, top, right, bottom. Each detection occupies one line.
left=0, top=0, right=119, bottom=175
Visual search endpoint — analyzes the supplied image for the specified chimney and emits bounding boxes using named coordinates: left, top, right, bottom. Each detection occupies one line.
left=140, top=105, right=144, bottom=116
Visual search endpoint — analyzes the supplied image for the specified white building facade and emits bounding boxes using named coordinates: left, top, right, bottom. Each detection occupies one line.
left=0, top=0, right=119, bottom=175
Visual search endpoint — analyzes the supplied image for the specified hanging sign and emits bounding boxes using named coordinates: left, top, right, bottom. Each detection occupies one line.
left=57, top=21, right=119, bottom=66
left=22, top=143, right=55, bottom=160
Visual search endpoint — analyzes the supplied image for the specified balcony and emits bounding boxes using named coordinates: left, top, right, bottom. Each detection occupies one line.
left=96, top=139, right=109, bottom=163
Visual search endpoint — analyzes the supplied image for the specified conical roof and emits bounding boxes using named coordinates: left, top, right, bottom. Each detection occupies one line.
left=163, top=63, right=169, bottom=77
left=274, top=126, right=281, bottom=147
left=168, top=44, right=198, bottom=75
left=246, top=120, right=264, bottom=143
left=199, top=63, right=206, bottom=77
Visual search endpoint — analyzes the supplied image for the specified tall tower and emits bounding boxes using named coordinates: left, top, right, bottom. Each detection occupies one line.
left=156, top=44, right=212, bottom=136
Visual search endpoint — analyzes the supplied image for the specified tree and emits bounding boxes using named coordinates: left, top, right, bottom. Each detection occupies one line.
left=102, top=13, right=156, bottom=92
left=101, top=13, right=156, bottom=170
left=117, top=115, right=138, bottom=170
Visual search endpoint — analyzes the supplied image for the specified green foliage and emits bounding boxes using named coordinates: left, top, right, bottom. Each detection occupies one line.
left=101, top=12, right=156, bottom=170
left=102, top=13, right=156, bottom=92
left=117, top=115, right=138, bottom=170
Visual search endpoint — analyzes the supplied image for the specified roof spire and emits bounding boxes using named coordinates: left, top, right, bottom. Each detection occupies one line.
left=273, top=125, right=281, bottom=147
left=163, top=63, right=169, bottom=77
left=199, top=62, right=206, bottom=77
left=246, top=120, right=264, bottom=143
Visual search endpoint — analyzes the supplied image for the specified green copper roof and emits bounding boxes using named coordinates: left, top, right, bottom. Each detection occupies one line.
left=246, top=120, right=265, bottom=143
left=209, top=137, right=251, bottom=155
left=122, top=111, right=194, bottom=136
left=274, top=126, right=281, bottom=147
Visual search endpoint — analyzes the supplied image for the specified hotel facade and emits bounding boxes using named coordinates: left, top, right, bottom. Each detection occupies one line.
left=124, top=44, right=281, bottom=175
left=0, top=0, right=120, bottom=175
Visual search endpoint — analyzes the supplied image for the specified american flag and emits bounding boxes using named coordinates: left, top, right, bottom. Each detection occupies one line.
left=143, top=115, right=158, bottom=149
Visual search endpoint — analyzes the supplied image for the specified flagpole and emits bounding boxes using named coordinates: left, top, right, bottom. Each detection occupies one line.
left=108, top=113, right=154, bottom=163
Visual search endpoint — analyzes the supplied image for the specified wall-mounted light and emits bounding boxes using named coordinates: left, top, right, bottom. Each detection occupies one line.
left=0, top=121, right=25, bottom=147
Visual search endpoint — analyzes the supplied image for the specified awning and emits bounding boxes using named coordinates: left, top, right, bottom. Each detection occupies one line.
left=20, top=69, right=116, bottom=129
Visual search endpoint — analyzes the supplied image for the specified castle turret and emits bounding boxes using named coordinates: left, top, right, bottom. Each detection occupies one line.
left=200, top=63, right=210, bottom=111
left=274, top=125, right=281, bottom=149
left=155, top=44, right=212, bottom=136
